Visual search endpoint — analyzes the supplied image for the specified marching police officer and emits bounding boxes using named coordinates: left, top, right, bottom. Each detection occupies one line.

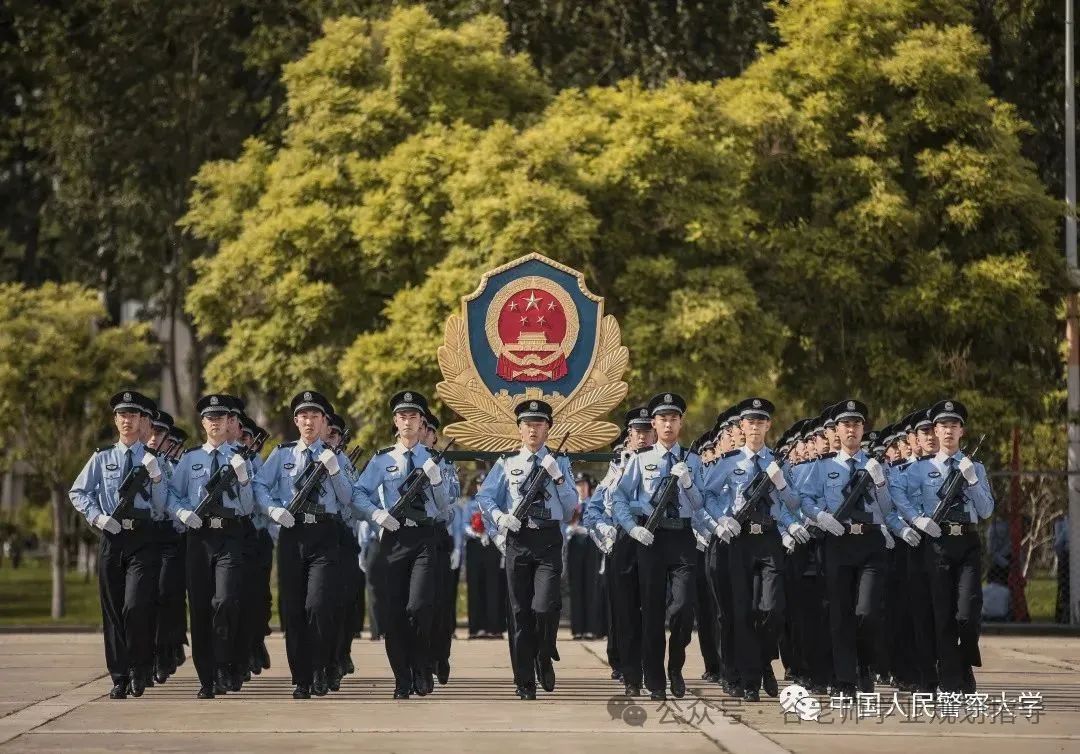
left=463, top=476, right=506, bottom=639
left=253, top=391, right=352, bottom=698
left=475, top=399, right=576, bottom=699
left=352, top=390, right=454, bottom=699
left=704, top=398, right=807, bottom=701
left=70, top=390, right=166, bottom=699
left=891, top=399, right=994, bottom=692
left=238, top=415, right=273, bottom=677
left=611, top=392, right=706, bottom=702
left=798, top=400, right=916, bottom=695
left=166, top=393, right=256, bottom=699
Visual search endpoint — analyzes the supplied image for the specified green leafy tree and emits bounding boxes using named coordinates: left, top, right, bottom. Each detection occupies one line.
left=0, top=283, right=158, bottom=618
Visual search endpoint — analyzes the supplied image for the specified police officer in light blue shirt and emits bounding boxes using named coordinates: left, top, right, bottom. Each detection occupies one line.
left=70, top=390, right=167, bottom=700
left=888, top=399, right=994, bottom=694
left=352, top=390, right=453, bottom=699
left=474, top=399, right=576, bottom=700
left=610, top=392, right=705, bottom=702
left=238, top=413, right=274, bottom=680
left=702, top=397, right=806, bottom=702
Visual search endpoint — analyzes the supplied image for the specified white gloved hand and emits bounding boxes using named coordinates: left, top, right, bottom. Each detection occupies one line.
left=670, top=461, right=693, bottom=488
left=781, top=532, right=795, bottom=553
left=450, top=549, right=461, bottom=570
left=480, top=533, right=490, bottom=547
left=372, top=509, right=399, bottom=531
left=880, top=525, right=895, bottom=550
left=958, top=457, right=978, bottom=484
left=602, top=534, right=615, bottom=554
left=719, top=515, right=741, bottom=538
left=913, top=516, right=941, bottom=538
left=493, top=510, right=521, bottom=533
left=714, top=522, right=733, bottom=543
left=177, top=509, right=203, bottom=530
left=318, top=448, right=340, bottom=476
left=93, top=514, right=122, bottom=535
left=901, top=526, right=921, bottom=547
left=597, top=522, right=617, bottom=540
left=788, top=522, right=811, bottom=544
left=422, top=457, right=442, bottom=485
left=864, top=458, right=886, bottom=486
left=494, top=533, right=507, bottom=555
left=229, top=453, right=249, bottom=484
left=540, top=454, right=563, bottom=481
left=816, top=511, right=845, bottom=536
left=141, top=452, right=161, bottom=481
left=268, top=506, right=294, bottom=528
left=766, top=461, right=787, bottom=490
left=629, top=526, right=654, bottom=546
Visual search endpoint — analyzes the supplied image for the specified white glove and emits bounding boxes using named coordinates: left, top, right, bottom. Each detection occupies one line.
left=719, top=515, right=742, bottom=538
left=714, top=522, right=733, bottom=543
left=601, top=534, right=615, bottom=554
left=494, top=533, right=507, bottom=555
left=93, top=514, right=122, bottom=535
left=629, top=526, right=654, bottom=546
left=901, top=526, right=921, bottom=547
left=268, top=506, right=294, bottom=528
left=880, top=525, right=895, bottom=550
left=540, top=454, right=563, bottom=481
left=670, top=461, right=692, bottom=489
left=372, top=509, right=399, bottom=531
left=318, top=448, right=340, bottom=476
left=781, top=533, right=795, bottom=553
left=450, top=549, right=461, bottom=570
left=766, top=461, right=787, bottom=490
left=958, top=457, right=978, bottom=484
left=816, top=511, right=845, bottom=536
left=864, top=458, right=885, bottom=487
left=229, top=453, right=249, bottom=484
left=788, top=522, right=810, bottom=544
left=141, top=452, right=161, bottom=481
left=913, top=516, right=941, bottom=538
left=422, top=457, right=442, bottom=485
left=177, top=509, right=203, bottom=529
left=597, top=522, right=618, bottom=540
left=493, top=510, right=521, bottom=533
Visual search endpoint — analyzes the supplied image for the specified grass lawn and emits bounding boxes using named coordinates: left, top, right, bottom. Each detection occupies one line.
left=0, top=558, right=102, bottom=626
left=1024, top=574, right=1058, bottom=622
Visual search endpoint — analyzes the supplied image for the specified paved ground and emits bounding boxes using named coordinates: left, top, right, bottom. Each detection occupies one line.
left=0, top=631, right=1077, bottom=752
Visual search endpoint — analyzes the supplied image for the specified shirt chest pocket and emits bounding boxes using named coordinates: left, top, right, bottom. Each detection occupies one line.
left=824, top=476, right=845, bottom=503
left=191, top=469, right=209, bottom=498
left=643, top=473, right=660, bottom=496
left=103, top=469, right=122, bottom=492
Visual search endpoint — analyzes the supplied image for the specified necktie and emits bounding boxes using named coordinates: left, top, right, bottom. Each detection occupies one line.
left=663, top=451, right=675, bottom=476
left=210, top=449, right=220, bottom=476
left=847, top=457, right=857, bottom=482
left=122, top=448, right=133, bottom=479
left=752, top=453, right=763, bottom=477
left=405, top=449, right=415, bottom=477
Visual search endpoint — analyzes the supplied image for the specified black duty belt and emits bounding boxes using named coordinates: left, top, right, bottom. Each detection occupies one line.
left=297, top=510, right=340, bottom=525
left=743, top=521, right=776, bottom=535
left=942, top=522, right=979, bottom=536
left=403, top=516, right=435, bottom=528
left=202, top=514, right=251, bottom=530
left=635, top=515, right=691, bottom=531
left=524, top=518, right=560, bottom=530
left=843, top=522, right=874, bottom=535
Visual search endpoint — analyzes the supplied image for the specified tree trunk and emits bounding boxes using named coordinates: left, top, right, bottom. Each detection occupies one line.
left=50, top=485, right=67, bottom=619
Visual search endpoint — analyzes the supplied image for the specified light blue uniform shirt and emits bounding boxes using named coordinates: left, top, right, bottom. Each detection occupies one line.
left=888, top=450, right=994, bottom=524
left=474, top=445, right=577, bottom=525
left=703, top=446, right=798, bottom=534
left=166, top=441, right=255, bottom=521
left=69, top=440, right=167, bottom=524
left=798, top=449, right=906, bottom=534
left=351, top=441, right=453, bottom=523
left=252, top=438, right=353, bottom=516
left=610, top=442, right=705, bottom=533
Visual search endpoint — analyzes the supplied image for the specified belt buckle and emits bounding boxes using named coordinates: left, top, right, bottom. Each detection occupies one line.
left=405, top=518, right=418, bottom=527
left=304, top=513, right=316, bottom=524
left=948, top=523, right=963, bottom=536
left=210, top=517, right=223, bottom=529
left=121, top=518, right=134, bottom=530
left=850, top=523, right=863, bottom=535
left=750, top=523, right=763, bottom=535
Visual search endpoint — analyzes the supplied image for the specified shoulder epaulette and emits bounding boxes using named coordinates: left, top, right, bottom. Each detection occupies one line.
left=94, top=444, right=115, bottom=454
left=182, top=446, right=200, bottom=456
left=635, top=445, right=654, bottom=454
left=720, top=449, right=741, bottom=459
left=278, top=441, right=297, bottom=449
left=820, top=451, right=838, bottom=459
left=374, top=445, right=393, bottom=455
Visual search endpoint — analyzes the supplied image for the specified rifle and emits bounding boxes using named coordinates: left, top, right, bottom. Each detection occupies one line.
left=931, top=434, right=987, bottom=525
left=832, top=446, right=889, bottom=528
left=644, top=446, right=689, bottom=533
left=114, top=456, right=153, bottom=527
left=194, top=438, right=263, bottom=520
left=388, top=439, right=457, bottom=522
left=511, top=433, right=570, bottom=523
left=732, top=446, right=796, bottom=529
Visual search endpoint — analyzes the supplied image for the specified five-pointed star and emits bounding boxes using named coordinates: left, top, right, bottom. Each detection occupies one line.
left=520, top=316, right=528, bottom=325
left=537, top=315, right=546, bottom=326
left=522, top=291, right=541, bottom=311
left=508, top=300, right=518, bottom=311
left=547, top=300, right=557, bottom=310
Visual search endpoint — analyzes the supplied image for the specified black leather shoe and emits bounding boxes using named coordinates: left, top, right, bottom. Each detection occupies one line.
left=175, top=645, right=187, bottom=667
left=196, top=685, right=215, bottom=699
left=962, top=666, right=977, bottom=694
left=229, top=667, right=243, bottom=692
left=762, top=666, right=780, bottom=698
left=154, top=658, right=169, bottom=685
left=214, top=667, right=230, bottom=695
left=344, top=655, right=355, bottom=675
left=258, top=640, right=271, bottom=670
left=623, top=683, right=640, bottom=697
left=727, top=683, right=744, bottom=699
left=249, top=654, right=262, bottom=675
left=649, top=689, right=667, bottom=702
left=701, top=671, right=719, bottom=683
left=743, top=687, right=760, bottom=702
left=436, top=659, right=451, bottom=685
left=857, top=668, right=874, bottom=694
left=517, top=683, right=537, bottom=700
left=128, top=672, right=145, bottom=698
left=831, top=682, right=857, bottom=697
left=610, top=669, right=623, bottom=681
left=293, top=685, right=311, bottom=699
left=328, top=665, right=342, bottom=692
left=312, top=668, right=329, bottom=696
left=393, top=687, right=410, bottom=699
left=109, top=683, right=128, bottom=700
left=411, top=668, right=432, bottom=696
left=668, top=671, right=686, bottom=699
left=537, top=658, right=556, bottom=693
